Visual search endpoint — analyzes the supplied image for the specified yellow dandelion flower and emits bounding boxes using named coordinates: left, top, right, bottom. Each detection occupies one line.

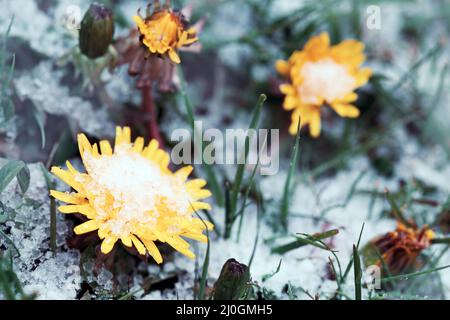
left=133, top=1, right=198, bottom=64
left=50, top=127, right=213, bottom=263
left=276, top=32, right=372, bottom=137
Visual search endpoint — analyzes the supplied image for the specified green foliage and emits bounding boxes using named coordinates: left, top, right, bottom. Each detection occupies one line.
left=0, top=160, right=29, bottom=194
left=0, top=18, right=15, bottom=130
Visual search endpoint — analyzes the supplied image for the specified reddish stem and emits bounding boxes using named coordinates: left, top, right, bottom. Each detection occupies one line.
left=141, top=86, right=164, bottom=147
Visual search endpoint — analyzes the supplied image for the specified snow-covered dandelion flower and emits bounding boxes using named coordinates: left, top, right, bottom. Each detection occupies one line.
left=276, top=32, right=372, bottom=137
left=362, top=222, right=435, bottom=275
left=50, top=127, right=213, bottom=263
left=133, top=0, right=198, bottom=64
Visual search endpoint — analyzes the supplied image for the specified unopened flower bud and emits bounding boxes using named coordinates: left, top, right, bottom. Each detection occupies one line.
left=213, top=258, right=251, bottom=300
left=79, top=3, right=114, bottom=59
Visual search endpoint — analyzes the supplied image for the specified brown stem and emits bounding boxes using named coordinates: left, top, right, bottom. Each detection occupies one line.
left=142, top=86, right=164, bottom=147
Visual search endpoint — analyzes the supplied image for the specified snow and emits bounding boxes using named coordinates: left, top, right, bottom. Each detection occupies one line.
left=0, top=0, right=91, bottom=58
left=0, top=159, right=81, bottom=300
left=299, top=59, right=357, bottom=104
left=14, top=61, right=115, bottom=139
left=78, top=143, right=192, bottom=238
left=1, top=0, right=450, bottom=301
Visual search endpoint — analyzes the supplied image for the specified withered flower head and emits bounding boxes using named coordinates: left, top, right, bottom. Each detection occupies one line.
left=134, top=0, right=198, bottom=64
left=364, top=222, right=435, bottom=275
left=115, top=1, right=203, bottom=90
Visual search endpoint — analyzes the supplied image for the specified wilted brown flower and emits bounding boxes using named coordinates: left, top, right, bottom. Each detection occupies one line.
left=115, top=1, right=203, bottom=91
left=363, top=222, right=435, bottom=275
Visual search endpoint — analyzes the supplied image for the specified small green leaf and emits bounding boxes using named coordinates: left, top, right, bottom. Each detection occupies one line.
left=2, top=99, right=15, bottom=122
left=32, top=106, right=46, bottom=149
left=16, top=165, right=30, bottom=194
left=0, top=161, right=25, bottom=194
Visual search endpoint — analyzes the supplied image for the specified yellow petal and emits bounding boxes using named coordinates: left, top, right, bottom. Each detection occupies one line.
left=283, top=96, right=298, bottom=110
left=309, top=112, right=322, bottom=138
left=100, top=140, right=113, bottom=156
left=122, top=127, right=131, bottom=144
left=280, top=84, right=295, bottom=95
left=91, top=143, right=100, bottom=157
left=192, top=189, right=212, bottom=200
left=190, top=201, right=211, bottom=212
left=355, top=68, right=372, bottom=86
left=133, top=137, right=145, bottom=153
left=340, top=92, right=358, bottom=103
left=50, top=190, right=85, bottom=205
left=144, top=139, right=159, bottom=159
left=131, top=235, right=146, bottom=255
left=191, top=218, right=214, bottom=230
left=168, top=49, right=181, bottom=64
left=166, top=237, right=194, bottom=258
left=65, top=161, right=79, bottom=175
left=121, top=236, right=132, bottom=247
left=305, top=32, right=330, bottom=60
left=115, top=127, right=123, bottom=146
left=101, top=237, right=118, bottom=254
left=174, top=166, right=193, bottom=181
left=154, top=150, right=170, bottom=167
left=288, top=109, right=302, bottom=135
left=185, top=179, right=207, bottom=189
left=182, top=232, right=207, bottom=243
left=142, top=239, right=163, bottom=264
left=275, top=60, right=290, bottom=76
left=74, top=220, right=99, bottom=235
left=77, top=134, right=92, bottom=158
left=331, top=103, right=360, bottom=118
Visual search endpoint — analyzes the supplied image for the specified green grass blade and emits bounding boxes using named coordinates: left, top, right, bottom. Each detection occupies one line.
left=384, top=188, right=414, bottom=228
left=248, top=189, right=263, bottom=268
left=353, top=244, right=362, bottom=300
left=31, top=106, right=46, bottom=149
left=229, top=94, right=266, bottom=224
left=16, top=165, right=30, bottom=194
left=342, top=223, right=365, bottom=282
left=279, top=117, right=301, bottom=231
left=431, top=237, right=450, bottom=245
left=236, top=154, right=261, bottom=241
left=195, top=210, right=211, bottom=300
left=0, top=160, right=25, bottom=194
left=177, top=66, right=224, bottom=207
left=381, top=265, right=450, bottom=283
left=271, top=229, right=339, bottom=254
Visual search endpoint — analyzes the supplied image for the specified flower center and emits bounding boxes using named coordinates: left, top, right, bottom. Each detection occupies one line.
left=80, top=144, right=190, bottom=238
left=298, top=58, right=355, bottom=104
left=145, top=12, right=180, bottom=47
